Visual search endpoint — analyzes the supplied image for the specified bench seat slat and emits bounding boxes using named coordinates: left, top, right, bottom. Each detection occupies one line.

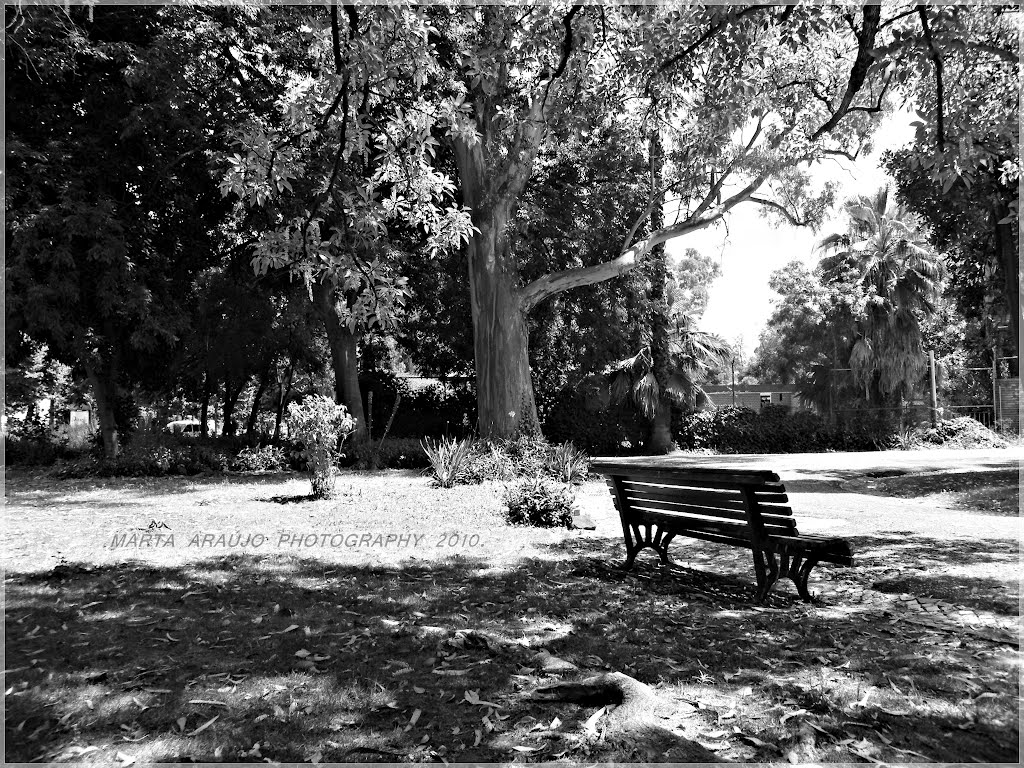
left=766, top=534, right=854, bottom=565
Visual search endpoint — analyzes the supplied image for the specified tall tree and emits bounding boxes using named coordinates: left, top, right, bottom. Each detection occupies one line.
left=880, top=5, right=1019, bottom=345
left=5, top=5, right=241, bottom=455
left=217, top=4, right=474, bottom=441
left=817, top=187, right=946, bottom=405
left=431, top=4, right=892, bottom=439
left=668, top=249, right=722, bottom=321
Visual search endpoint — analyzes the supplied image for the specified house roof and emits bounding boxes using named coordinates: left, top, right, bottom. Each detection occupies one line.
left=702, top=383, right=800, bottom=394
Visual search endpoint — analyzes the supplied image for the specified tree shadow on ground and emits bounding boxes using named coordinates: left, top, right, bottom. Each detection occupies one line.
left=5, top=536, right=1019, bottom=764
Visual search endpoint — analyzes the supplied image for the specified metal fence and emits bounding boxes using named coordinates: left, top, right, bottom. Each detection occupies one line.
left=945, top=404, right=996, bottom=430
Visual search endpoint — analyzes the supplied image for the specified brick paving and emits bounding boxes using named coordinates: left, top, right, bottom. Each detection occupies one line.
left=817, top=582, right=1020, bottom=645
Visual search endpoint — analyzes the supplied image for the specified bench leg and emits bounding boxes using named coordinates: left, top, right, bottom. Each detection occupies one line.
left=753, top=550, right=780, bottom=602
left=621, top=523, right=675, bottom=570
left=759, top=553, right=820, bottom=602
left=789, top=555, right=819, bottom=602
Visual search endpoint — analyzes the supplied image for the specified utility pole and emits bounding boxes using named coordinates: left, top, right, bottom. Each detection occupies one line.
left=992, top=346, right=999, bottom=429
left=731, top=356, right=736, bottom=407
left=929, top=350, right=938, bottom=426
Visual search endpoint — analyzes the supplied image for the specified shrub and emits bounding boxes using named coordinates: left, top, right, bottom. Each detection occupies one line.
left=421, top=436, right=475, bottom=488
left=460, top=442, right=516, bottom=484
left=496, top=435, right=552, bottom=477
left=543, top=388, right=648, bottom=455
left=230, top=445, right=286, bottom=472
left=287, top=395, right=356, bottom=498
left=348, top=437, right=432, bottom=470
left=388, top=382, right=477, bottom=439
left=674, top=406, right=899, bottom=454
left=5, top=435, right=71, bottom=466
left=918, top=417, right=1008, bottom=449
left=503, top=478, right=576, bottom=528
left=545, top=441, right=590, bottom=484
left=54, top=441, right=233, bottom=478
left=4, top=418, right=79, bottom=466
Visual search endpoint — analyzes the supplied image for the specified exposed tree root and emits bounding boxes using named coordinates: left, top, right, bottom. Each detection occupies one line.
left=532, top=672, right=723, bottom=762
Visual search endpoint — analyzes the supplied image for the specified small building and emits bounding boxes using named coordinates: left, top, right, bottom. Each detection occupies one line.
left=701, top=383, right=810, bottom=412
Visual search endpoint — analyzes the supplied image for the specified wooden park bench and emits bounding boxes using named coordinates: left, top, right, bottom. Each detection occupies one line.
left=591, top=460, right=854, bottom=602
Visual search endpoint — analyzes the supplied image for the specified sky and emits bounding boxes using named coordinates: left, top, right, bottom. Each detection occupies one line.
left=670, top=107, right=918, bottom=359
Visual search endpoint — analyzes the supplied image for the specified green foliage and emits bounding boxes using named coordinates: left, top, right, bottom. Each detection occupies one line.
left=55, top=440, right=233, bottom=478
left=421, top=436, right=475, bottom=488
left=387, top=383, right=477, bottom=440
left=348, top=438, right=432, bottom=470
left=5, top=435, right=75, bottom=467
left=230, top=445, right=286, bottom=473
left=545, top=442, right=590, bottom=485
left=606, top=315, right=730, bottom=421
left=543, top=387, right=647, bottom=456
left=287, top=395, right=356, bottom=498
left=502, top=479, right=576, bottom=529
left=675, top=406, right=900, bottom=454
left=918, top=417, right=1008, bottom=450
left=5, top=6, right=240, bottom=448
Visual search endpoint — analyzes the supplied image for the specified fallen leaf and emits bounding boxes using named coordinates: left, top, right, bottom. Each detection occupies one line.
left=188, top=715, right=219, bottom=736
left=583, top=706, right=606, bottom=735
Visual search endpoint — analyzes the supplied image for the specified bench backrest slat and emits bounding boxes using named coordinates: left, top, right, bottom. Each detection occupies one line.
left=599, top=464, right=803, bottom=541
left=617, top=481, right=749, bottom=512
left=637, top=509, right=797, bottom=538
left=616, top=480, right=792, bottom=512
left=624, top=498, right=798, bottom=529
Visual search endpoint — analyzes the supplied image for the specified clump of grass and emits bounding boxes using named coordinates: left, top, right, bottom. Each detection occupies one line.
left=421, top=436, right=475, bottom=488
left=545, top=441, right=590, bottom=484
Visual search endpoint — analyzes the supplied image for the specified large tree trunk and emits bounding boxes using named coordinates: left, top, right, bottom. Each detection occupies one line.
left=85, top=362, right=119, bottom=459
left=466, top=214, right=540, bottom=439
left=455, top=143, right=541, bottom=440
left=273, top=362, right=293, bottom=443
left=646, top=128, right=674, bottom=454
left=311, top=282, right=368, bottom=442
left=246, top=369, right=270, bottom=442
left=222, top=374, right=245, bottom=438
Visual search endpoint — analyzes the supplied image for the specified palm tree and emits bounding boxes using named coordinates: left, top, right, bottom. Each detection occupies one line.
left=817, top=186, right=945, bottom=406
left=608, top=313, right=731, bottom=451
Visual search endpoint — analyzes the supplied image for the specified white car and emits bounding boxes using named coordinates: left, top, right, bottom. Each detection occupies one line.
left=164, top=419, right=214, bottom=437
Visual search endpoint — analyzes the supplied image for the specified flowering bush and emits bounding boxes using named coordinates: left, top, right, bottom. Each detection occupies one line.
left=287, top=395, right=356, bottom=498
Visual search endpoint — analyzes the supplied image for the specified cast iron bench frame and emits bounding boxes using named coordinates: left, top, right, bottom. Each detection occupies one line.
left=592, top=460, right=854, bottom=602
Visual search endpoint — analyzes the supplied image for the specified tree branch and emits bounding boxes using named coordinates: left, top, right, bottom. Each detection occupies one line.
left=810, top=4, right=881, bottom=140
left=749, top=195, right=812, bottom=227
left=521, top=176, right=767, bottom=311
left=539, top=4, right=582, bottom=111
left=917, top=4, right=946, bottom=151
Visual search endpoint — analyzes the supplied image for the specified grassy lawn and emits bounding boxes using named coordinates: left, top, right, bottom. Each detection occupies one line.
left=4, top=464, right=1020, bottom=764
